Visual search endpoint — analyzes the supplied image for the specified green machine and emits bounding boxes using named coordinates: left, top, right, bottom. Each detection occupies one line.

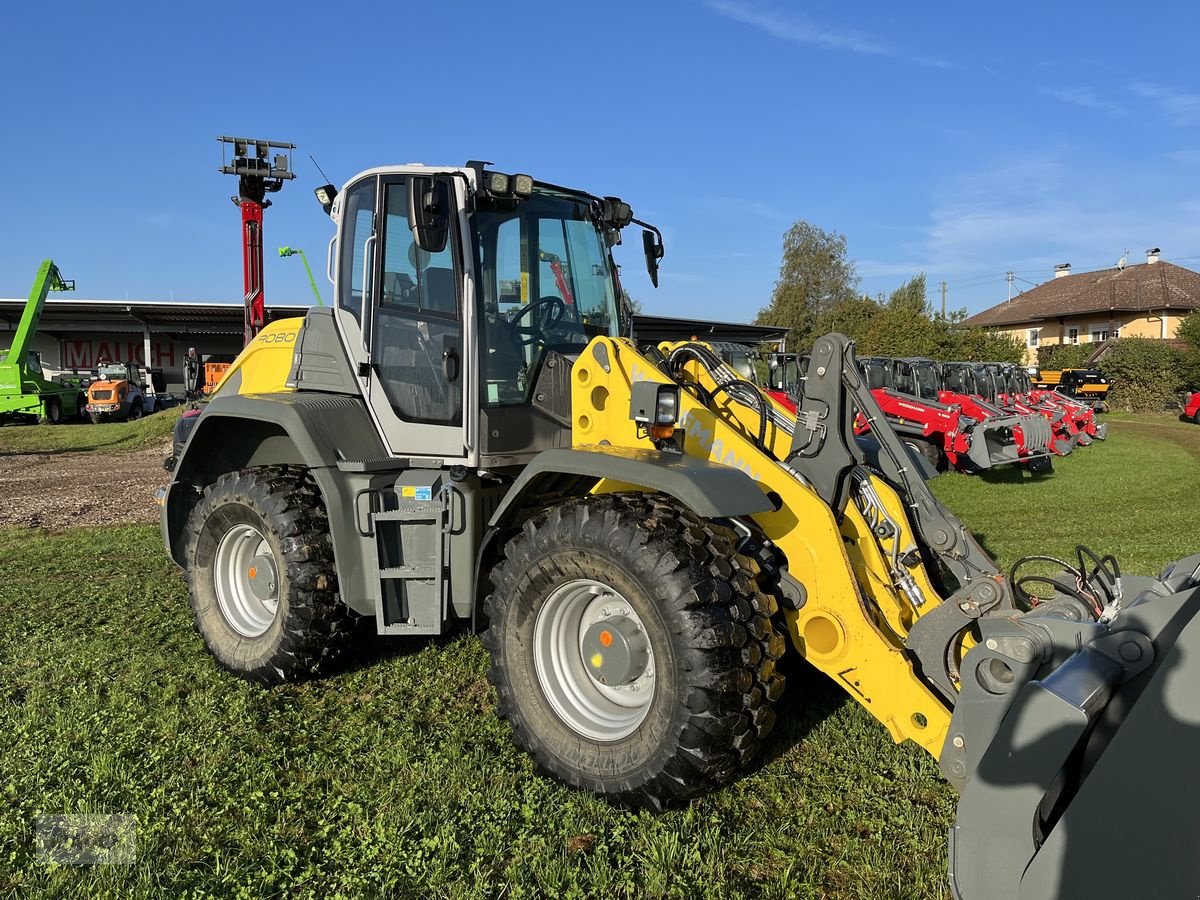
left=0, top=260, right=86, bottom=424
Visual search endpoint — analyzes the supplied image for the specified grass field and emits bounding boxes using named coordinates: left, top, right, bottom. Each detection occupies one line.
left=1, top=415, right=1197, bottom=898
left=0, top=406, right=183, bottom=454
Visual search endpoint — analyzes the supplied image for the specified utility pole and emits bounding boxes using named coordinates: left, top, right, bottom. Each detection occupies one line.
left=938, top=281, right=948, bottom=318
left=1006, top=271, right=1015, bottom=301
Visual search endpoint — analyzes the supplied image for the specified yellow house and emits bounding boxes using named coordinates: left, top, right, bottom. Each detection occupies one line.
left=963, top=250, right=1200, bottom=365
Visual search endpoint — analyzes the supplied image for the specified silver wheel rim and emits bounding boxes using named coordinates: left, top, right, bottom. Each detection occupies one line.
left=533, top=578, right=655, bottom=741
left=213, top=524, right=279, bottom=638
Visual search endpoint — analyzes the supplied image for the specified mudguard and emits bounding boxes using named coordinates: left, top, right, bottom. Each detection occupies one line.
left=487, top=445, right=775, bottom=529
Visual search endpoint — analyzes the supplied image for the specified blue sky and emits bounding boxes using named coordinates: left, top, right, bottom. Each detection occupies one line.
left=4, top=0, right=1200, bottom=320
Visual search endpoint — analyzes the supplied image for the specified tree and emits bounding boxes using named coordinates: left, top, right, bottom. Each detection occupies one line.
left=1175, top=313, right=1200, bottom=388
left=755, top=221, right=860, bottom=345
left=886, top=274, right=929, bottom=315
left=1177, top=311, right=1200, bottom=349
left=814, top=295, right=881, bottom=343
left=1103, top=338, right=1184, bottom=411
left=1036, top=343, right=1092, bottom=370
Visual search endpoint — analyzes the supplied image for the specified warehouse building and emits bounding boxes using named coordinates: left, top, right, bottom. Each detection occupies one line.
left=0, top=297, right=783, bottom=393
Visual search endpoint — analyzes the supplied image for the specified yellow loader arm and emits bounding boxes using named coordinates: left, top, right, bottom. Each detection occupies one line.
left=571, top=334, right=959, bottom=754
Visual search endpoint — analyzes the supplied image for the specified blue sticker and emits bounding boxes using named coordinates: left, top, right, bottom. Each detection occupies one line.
left=414, top=486, right=433, bottom=501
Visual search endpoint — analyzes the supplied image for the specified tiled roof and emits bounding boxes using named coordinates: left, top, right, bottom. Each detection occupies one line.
left=963, top=261, right=1200, bottom=327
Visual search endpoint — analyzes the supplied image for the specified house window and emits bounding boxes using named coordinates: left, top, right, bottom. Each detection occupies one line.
left=1112, top=325, right=1121, bottom=339
left=1026, top=328, right=1041, bottom=349
left=1091, top=327, right=1109, bottom=342
left=1067, top=327, right=1079, bottom=344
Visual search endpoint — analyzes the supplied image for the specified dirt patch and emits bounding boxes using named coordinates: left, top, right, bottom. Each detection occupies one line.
left=0, top=441, right=171, bottom=529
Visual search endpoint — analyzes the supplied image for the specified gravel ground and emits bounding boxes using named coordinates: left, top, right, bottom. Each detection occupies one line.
left=0, top=441, right=171, bottom=529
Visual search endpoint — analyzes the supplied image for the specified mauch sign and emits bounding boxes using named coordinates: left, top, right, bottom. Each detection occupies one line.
left=62, top=338, right=178, bottom=371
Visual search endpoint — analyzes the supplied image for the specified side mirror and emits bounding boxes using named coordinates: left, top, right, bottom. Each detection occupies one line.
left=642, top=228, right=664, bottom=288
left=408, top=176, right=450, bottom=253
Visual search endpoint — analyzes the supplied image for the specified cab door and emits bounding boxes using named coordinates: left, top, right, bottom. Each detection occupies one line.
left=333, top=175, right=471, bottom=460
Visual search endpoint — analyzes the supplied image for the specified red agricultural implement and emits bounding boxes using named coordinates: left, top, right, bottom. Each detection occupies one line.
left=1183, top=390, right=1200, bottom=424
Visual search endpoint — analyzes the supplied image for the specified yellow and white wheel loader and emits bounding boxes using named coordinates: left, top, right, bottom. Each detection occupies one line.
left=161, top=162, right=1200, bottom=898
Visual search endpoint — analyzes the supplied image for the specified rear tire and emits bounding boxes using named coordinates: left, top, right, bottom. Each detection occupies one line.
left=39, top=398, right=62, bottom=425
left=483, top=492, right=786, bottom=809
left=1193, top=410, right=1200, bottom=425
left=129, top=400, right=144, bottom=421
left=184, top=466, right=353, bottom=684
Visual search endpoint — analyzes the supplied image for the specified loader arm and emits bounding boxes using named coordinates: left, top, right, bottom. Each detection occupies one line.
left=590, top=333, right=1200, bottom=897
left=576, top=334, right=965, bottom=754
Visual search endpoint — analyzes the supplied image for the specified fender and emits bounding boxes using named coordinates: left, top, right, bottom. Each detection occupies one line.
left=470, top=445, right=775, bottom=630
left=488, top=445, right=775, bottom=528
left=160, top=391, right=390, bottom=617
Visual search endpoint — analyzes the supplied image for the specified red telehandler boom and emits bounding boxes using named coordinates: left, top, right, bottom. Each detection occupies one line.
left=218, top=136, right=296, bottom=345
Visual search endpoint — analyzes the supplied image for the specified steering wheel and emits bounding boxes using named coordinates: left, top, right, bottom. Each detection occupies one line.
left=510, top=295, right=568, bottom=346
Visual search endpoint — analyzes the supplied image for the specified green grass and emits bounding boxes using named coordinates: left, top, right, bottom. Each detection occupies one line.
left=0, top=406, right=183, bottom=454
left=1, top=415, right=1197, bottom=898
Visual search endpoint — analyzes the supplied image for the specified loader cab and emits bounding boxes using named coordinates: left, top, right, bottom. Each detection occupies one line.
left=329, top=166, right=634, bottom=467
left=904, top=359, right=941, bottom=402
left=767, top=353, right=802, bottom=396
left=942, top=363, right=978, bottom=397
left=857, top=357, right=893, bottom=391
left=971, top=365, right=1001, bottom=403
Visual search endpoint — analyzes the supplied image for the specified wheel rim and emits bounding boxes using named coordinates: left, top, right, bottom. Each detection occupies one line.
left=534, top=578, right=655, bottom=741
left=213, top=523, right=280, bottom=638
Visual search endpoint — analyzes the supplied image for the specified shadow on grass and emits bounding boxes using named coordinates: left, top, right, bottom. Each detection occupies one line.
left=744, top=656, right=850, bottom=776
left=328, top=616, right=459, bottom=677
left=975, top=461, right=1057, bottom=485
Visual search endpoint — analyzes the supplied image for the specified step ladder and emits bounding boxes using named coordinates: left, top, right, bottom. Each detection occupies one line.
left=367, top=489, right=449, bottom=635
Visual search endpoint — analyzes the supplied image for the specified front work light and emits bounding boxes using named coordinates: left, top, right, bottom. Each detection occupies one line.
left=488, top=172, right=511, bottom=195
left=630, top=381, right=681, bottom=441
left=314, top=184, right=337, bottom=215
left=512, top=174, right=534, bottom=198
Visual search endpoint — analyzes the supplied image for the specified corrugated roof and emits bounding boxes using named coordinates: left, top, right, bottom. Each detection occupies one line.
left=963, top=260, right=1200, bottom=327
left=0, top=298, right=778, bottom=344
left=631, top=314, right=787, bottom=345
left=0, top=298, right=311, bottom=333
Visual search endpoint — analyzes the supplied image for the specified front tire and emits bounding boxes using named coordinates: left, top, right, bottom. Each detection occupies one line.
left=39, top=398, right=62, bottom=425
left=483, top=492, right=786, bottom=809
left=905, top=438, right=944, bottom=471
left=184, top=466, right=353, bottom=684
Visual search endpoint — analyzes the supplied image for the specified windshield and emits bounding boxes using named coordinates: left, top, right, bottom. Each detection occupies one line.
left=472, top=188, right=620, bottom=406
left=769, top=357, right=800, bottom=393
left=860, top=360, right=890, bottom=390
left=972, top=367, right=997, bottom=401
left=914, top=363, right=939, bottom=401
left=99, top=365, right=128, bottom=381
left=943, top=365, right=971, bottom=394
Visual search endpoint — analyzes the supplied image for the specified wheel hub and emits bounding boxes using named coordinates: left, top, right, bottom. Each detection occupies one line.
left=581, top=616, right=650, bottom=685
left=246, top=554, right=278, bottom=601
left=533, top=579, right=656, bottom=741
left=213, top=523, right=280, bottom=638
